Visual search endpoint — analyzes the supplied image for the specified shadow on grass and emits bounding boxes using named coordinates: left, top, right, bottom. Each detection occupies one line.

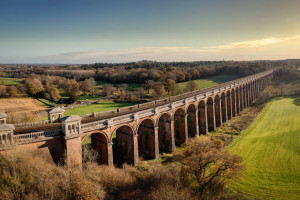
left=208, top=74, right=241, bottom=84
left=293, top=96, right=300, bottom=106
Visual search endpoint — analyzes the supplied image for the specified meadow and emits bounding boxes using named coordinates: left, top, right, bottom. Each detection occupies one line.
left=229, top=97, right=300, bottom=200
left=177, top=74, right=240, bottom=90
left=96, top=81, right=142, bottom=91
left=0, top=77, right=23, bottom=85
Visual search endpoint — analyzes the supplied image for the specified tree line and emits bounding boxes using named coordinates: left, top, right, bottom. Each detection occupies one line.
left=0, top=60, right=299, bottom=103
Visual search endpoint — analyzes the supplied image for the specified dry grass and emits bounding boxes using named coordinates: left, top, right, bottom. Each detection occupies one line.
left=0, top=149, right=106, bottom=200
left=211, top=104, right=265, bottom=138
left=0, top=98, right=46, bottom=114
left=0, top=98, right=47, bottom=123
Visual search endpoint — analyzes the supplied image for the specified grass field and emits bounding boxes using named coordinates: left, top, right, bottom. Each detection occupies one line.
left=229, top=97, right=300, bottom=200
left=178, top=74, right=240, bottom=90
left=0, top=77, right=23, bottom=85
left=96, top=81, right=142, bottom=91
left=78, top=95, right=103, bottom=101
left=65, top=100, right=135, bottom=116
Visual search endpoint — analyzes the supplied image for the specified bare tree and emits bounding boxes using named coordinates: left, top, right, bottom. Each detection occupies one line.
left=181, top=137, right=244, bottom=196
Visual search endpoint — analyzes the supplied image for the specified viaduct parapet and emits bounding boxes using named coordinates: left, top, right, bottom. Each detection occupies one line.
left=0, top=70, right=274, bottom=167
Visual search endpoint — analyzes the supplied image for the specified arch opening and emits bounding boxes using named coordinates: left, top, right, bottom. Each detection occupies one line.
left=231, top=89, right=236, bottom=117
left=137, top=119, right=155, bottom=160
left=207, top=97, right=215, bottom=131
left=236, top=88, right=240, bottom=114
left=174, top=108, right=186, bottom=146
left=239, top=87, right=244, bottom=111
left=221, top=93, right=226, bottom=123
left=246, top=84, right=250, bottom=106
left=113, top=125, right=134, bottom=167
left=187, top=104, right=197, bottom=138
left=158, top=113, right=172, bottom=153
left=226, top=91, right=232, bottom=120
left=198, top=100, right=207, bottom=134
left=214, top=95, right=221, bottom=127
left=82, top=132, right=108, bottom=166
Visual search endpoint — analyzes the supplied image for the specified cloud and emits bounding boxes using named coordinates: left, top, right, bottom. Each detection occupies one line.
left=210, top=34, right=300, bottom=50
left=213, top=37, right=282, bottom=49
left=2, top=34, right=300, bottom=64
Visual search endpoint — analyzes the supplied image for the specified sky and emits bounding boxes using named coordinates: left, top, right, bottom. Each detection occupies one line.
left=1, top=0, right=300, bottom=64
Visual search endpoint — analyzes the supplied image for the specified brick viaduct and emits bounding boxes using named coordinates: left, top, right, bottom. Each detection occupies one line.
left=0, top=70, right=274, bottom=167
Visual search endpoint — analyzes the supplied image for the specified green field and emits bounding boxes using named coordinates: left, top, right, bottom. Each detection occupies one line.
left=178, top=74, right=240, bottom=90
left=0, top=77, right=23, bottom=85
left=65, top=100, right=135, bottom=116
left=229, top=97, right=300, bottom=200
left=96, top=81, right=142, bottom=91
left=78, top=95, right=102, bottom=101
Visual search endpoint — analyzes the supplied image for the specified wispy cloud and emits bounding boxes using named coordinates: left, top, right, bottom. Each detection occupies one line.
left=2, top=34, right=300, bottom=64
left=210, top=35, right=300, bottom=50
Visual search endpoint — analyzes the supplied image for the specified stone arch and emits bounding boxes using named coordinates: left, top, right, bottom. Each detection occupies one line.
left=187, top=103, right=197, bottom=138
left=157, top=113, right=173, bottom=153
left=198, top=100, right=207, bottom=134
left=231, top=89, right=236, bottom=117
left=174, top=108, right=186, bottom=146
left=214, top=94, right=221, bottom=127
left=226, top=90, right=232, bottom=120
left=112, top=125, right=135, bottom=166
left=207, top=97, right=215, bottom=131
left=137, top=118, right=155, bottom=159
left=155, top=112, right=173, bottom=127
left=81, top=131, right=109, bottom=165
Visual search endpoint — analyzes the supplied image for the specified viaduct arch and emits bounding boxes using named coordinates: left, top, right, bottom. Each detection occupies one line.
left=0, top=70, right=274, bottom=168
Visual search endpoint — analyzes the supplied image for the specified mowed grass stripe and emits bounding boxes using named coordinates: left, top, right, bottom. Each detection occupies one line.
left=229, top=97, right=300, bottom=200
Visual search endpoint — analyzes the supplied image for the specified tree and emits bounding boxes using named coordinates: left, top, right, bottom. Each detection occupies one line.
left=165, top=79, right=176, bottom=95
left=144, top=80, right=155, bottom=93
left=116, top=84, right=128, bottom=102
left=80, top=78, right=96, bottom=95
left=0, top=85, right=7, bottom=97
left=152, top=84, right=166, bottom=100
left=6, top=86, right=18, bottom=97
left=102, top=84, right=116, bottom=97
left=181, top=137, right=243, bottom=196
left=185, top=81, right=198, bottom=92
left=25, top=78, right=43, bottom=96
left=66, top=80, right=79, bottom=103
left=45, top=84, right=61, bottom=102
